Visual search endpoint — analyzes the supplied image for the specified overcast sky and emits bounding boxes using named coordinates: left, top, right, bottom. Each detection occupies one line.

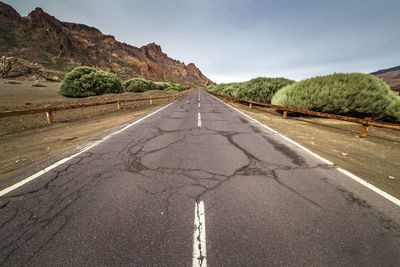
left=4, top=0, right=400, bottom=83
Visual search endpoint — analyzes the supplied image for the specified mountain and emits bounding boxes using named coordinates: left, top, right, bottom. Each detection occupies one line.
left=0, top=2, right=214, bottom=86
left=371, top=66, right=400, bottom=94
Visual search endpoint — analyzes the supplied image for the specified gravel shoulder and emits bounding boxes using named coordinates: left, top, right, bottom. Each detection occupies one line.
left=218, top=97, right=400, bottom=199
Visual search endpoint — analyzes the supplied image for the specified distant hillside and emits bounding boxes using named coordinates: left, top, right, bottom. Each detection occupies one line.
left=371, top=65, right=400, bottom=94
left=0, top=1, right=214, bottom=86
left=371, top=66, right=400, bottom=75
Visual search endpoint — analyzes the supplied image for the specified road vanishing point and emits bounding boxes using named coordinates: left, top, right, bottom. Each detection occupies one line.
left=0, top=90, right=399, bottom=266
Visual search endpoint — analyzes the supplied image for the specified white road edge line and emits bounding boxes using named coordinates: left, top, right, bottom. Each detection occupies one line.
left=0, top=102, right=175, bottom=197
left=207, top=92, right=400, bottom=207
left=336, top=168, right=400, bottom=206
left=193, top=200, right=207, bottom=267
left=198, top=112, right=201, bottom=127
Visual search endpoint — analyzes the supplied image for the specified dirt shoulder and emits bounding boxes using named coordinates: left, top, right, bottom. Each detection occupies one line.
left=0, top=79, right=193, bottom=179
left=220, top=98, right=400, bottom=199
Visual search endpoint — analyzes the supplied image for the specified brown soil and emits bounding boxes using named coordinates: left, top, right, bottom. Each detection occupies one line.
left=224, top=99, right=400, bottom=199
left=0, top=79, right=192, bottom=179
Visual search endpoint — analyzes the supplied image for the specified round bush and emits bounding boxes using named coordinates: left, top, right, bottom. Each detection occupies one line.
left=174, top=84, right=190, bottom=91
left=235, top=77, right=295, bottom=103
left=58, top=66, right=124, bottom=97
left=384, top=97, right=400, bottom=122
left=209, top=83, right=239, bottom=96
left=155, top=81, right=174, bottom=90
left=124, top=78, right=159, bottom=92
left=271, top=73, right=400, bottom=121
left=164, top=86, right=178, bottom=92
left=204, top=85, right=215, bottom=91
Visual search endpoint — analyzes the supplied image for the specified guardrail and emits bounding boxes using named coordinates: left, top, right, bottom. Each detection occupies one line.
left=205, top=91, right=400, bottom=138
left=0, top=92, right=185, bottom=124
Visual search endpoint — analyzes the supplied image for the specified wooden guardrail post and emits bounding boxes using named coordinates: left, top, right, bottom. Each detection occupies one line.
left=230, top=97, right=234, bottom=104
left=44, top=105, right=53, bottom=124
left=116, top=100, right=121, bottom=110
left=150, top=96, right=153, bottom=105
left=167, top=96, right=170, bottom=102
left=360, top=117, right=371, bottom=138
left=283, top=111, right=288, bottom=119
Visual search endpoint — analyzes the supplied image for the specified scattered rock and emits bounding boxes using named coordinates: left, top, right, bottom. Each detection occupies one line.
left=0, top=56, right=60, bottom=82
left=32, top=83, right=46, bottom=87
left=6, top=80, right=21, bottom=84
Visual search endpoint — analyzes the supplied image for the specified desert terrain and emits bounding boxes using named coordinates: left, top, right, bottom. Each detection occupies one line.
left=0, top=79, right=192, bottom=179
left=1, top=80, right=399, bottom=199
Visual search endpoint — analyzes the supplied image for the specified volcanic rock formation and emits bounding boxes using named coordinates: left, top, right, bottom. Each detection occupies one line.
left=0, top=2, right=214, bottom=86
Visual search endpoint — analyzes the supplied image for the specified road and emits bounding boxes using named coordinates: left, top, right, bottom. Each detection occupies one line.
left=0, top=89, right=399, bottom=266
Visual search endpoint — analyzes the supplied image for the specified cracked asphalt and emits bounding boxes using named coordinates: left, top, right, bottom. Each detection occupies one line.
left=1, top=89, right=399, bottom=266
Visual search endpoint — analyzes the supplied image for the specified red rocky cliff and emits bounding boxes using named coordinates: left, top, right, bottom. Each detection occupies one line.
left=0, top=2, right=215, bottom=86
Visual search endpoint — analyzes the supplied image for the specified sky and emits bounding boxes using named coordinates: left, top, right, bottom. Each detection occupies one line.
left=4, top=0, right=400, bottom=83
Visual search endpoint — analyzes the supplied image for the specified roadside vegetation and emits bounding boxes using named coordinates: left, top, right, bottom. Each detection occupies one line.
left=205, top=77, right=294, bottom=103
left=235, top=77, right=295, bottom=103
left=272, top=73, right=400, bottom=122
left=58, top=67, right=124, bottom=97
left=58, top=66, right=191, bottom=97
left=123, top=78, right=158, bottom=92
left=205, top=73, right=400, bottom=122
left=124, top=79, right=189, bottom=92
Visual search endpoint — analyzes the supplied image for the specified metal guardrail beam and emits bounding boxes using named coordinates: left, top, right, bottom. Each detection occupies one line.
left=0, top=93, right=183, bottom=118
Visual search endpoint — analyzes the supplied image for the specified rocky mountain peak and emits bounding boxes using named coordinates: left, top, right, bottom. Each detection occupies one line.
left=140, top=42, right=168, bottom=61
left=29, top=7, right=45, bottom=15
left=141, top=43, right=163, bottom=54
left=0, top=2, right=215, bottom=86
left=186, top=63, right=197, bottom=69
left=0, top=1, right=21, bottom=22
left=142, top=42, right=162, bottom=51
left=27, top=7, right=60, bottom=25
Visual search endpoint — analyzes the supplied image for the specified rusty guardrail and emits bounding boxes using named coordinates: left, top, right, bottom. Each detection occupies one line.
left=206, top=91, right=400, bottom=138
left=0, top=92, right=186, bottom=124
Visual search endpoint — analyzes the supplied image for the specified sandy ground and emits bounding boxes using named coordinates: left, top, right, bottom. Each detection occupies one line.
left=0, top=79, right=192, bottom=179
left=221, top=98, right=400, bottom=199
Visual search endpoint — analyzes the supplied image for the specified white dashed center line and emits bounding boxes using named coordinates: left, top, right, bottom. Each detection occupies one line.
left=198, top=112, right=201, bottom=127
left=193, top=201, right=207, bottom=267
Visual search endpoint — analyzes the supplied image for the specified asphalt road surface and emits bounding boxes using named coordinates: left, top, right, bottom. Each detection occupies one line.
left=1, top=90, right=399, bottom=266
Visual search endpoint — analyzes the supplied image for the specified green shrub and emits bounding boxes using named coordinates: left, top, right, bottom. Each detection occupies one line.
left=206, top=77, right=294, bottom=102
left=204, top=85, right=215, bottom=91
left=155, top=81, right=173, bottom=90
left=58, top=66, right=124, bottom=97
left=175, top=84, right=190, bottom=91
left=164, top=86, right=180, bottom=91
left=124, top=78, right=158, bottom=92
left=271, top=73, right=400, bottom=122
left=163, top=83, right=190, bottom=91
left=208, top=83, right=239, bottom=96
left=235, top=77, right=295, bottom=103
left=384, top=97, right=400, bottom=122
